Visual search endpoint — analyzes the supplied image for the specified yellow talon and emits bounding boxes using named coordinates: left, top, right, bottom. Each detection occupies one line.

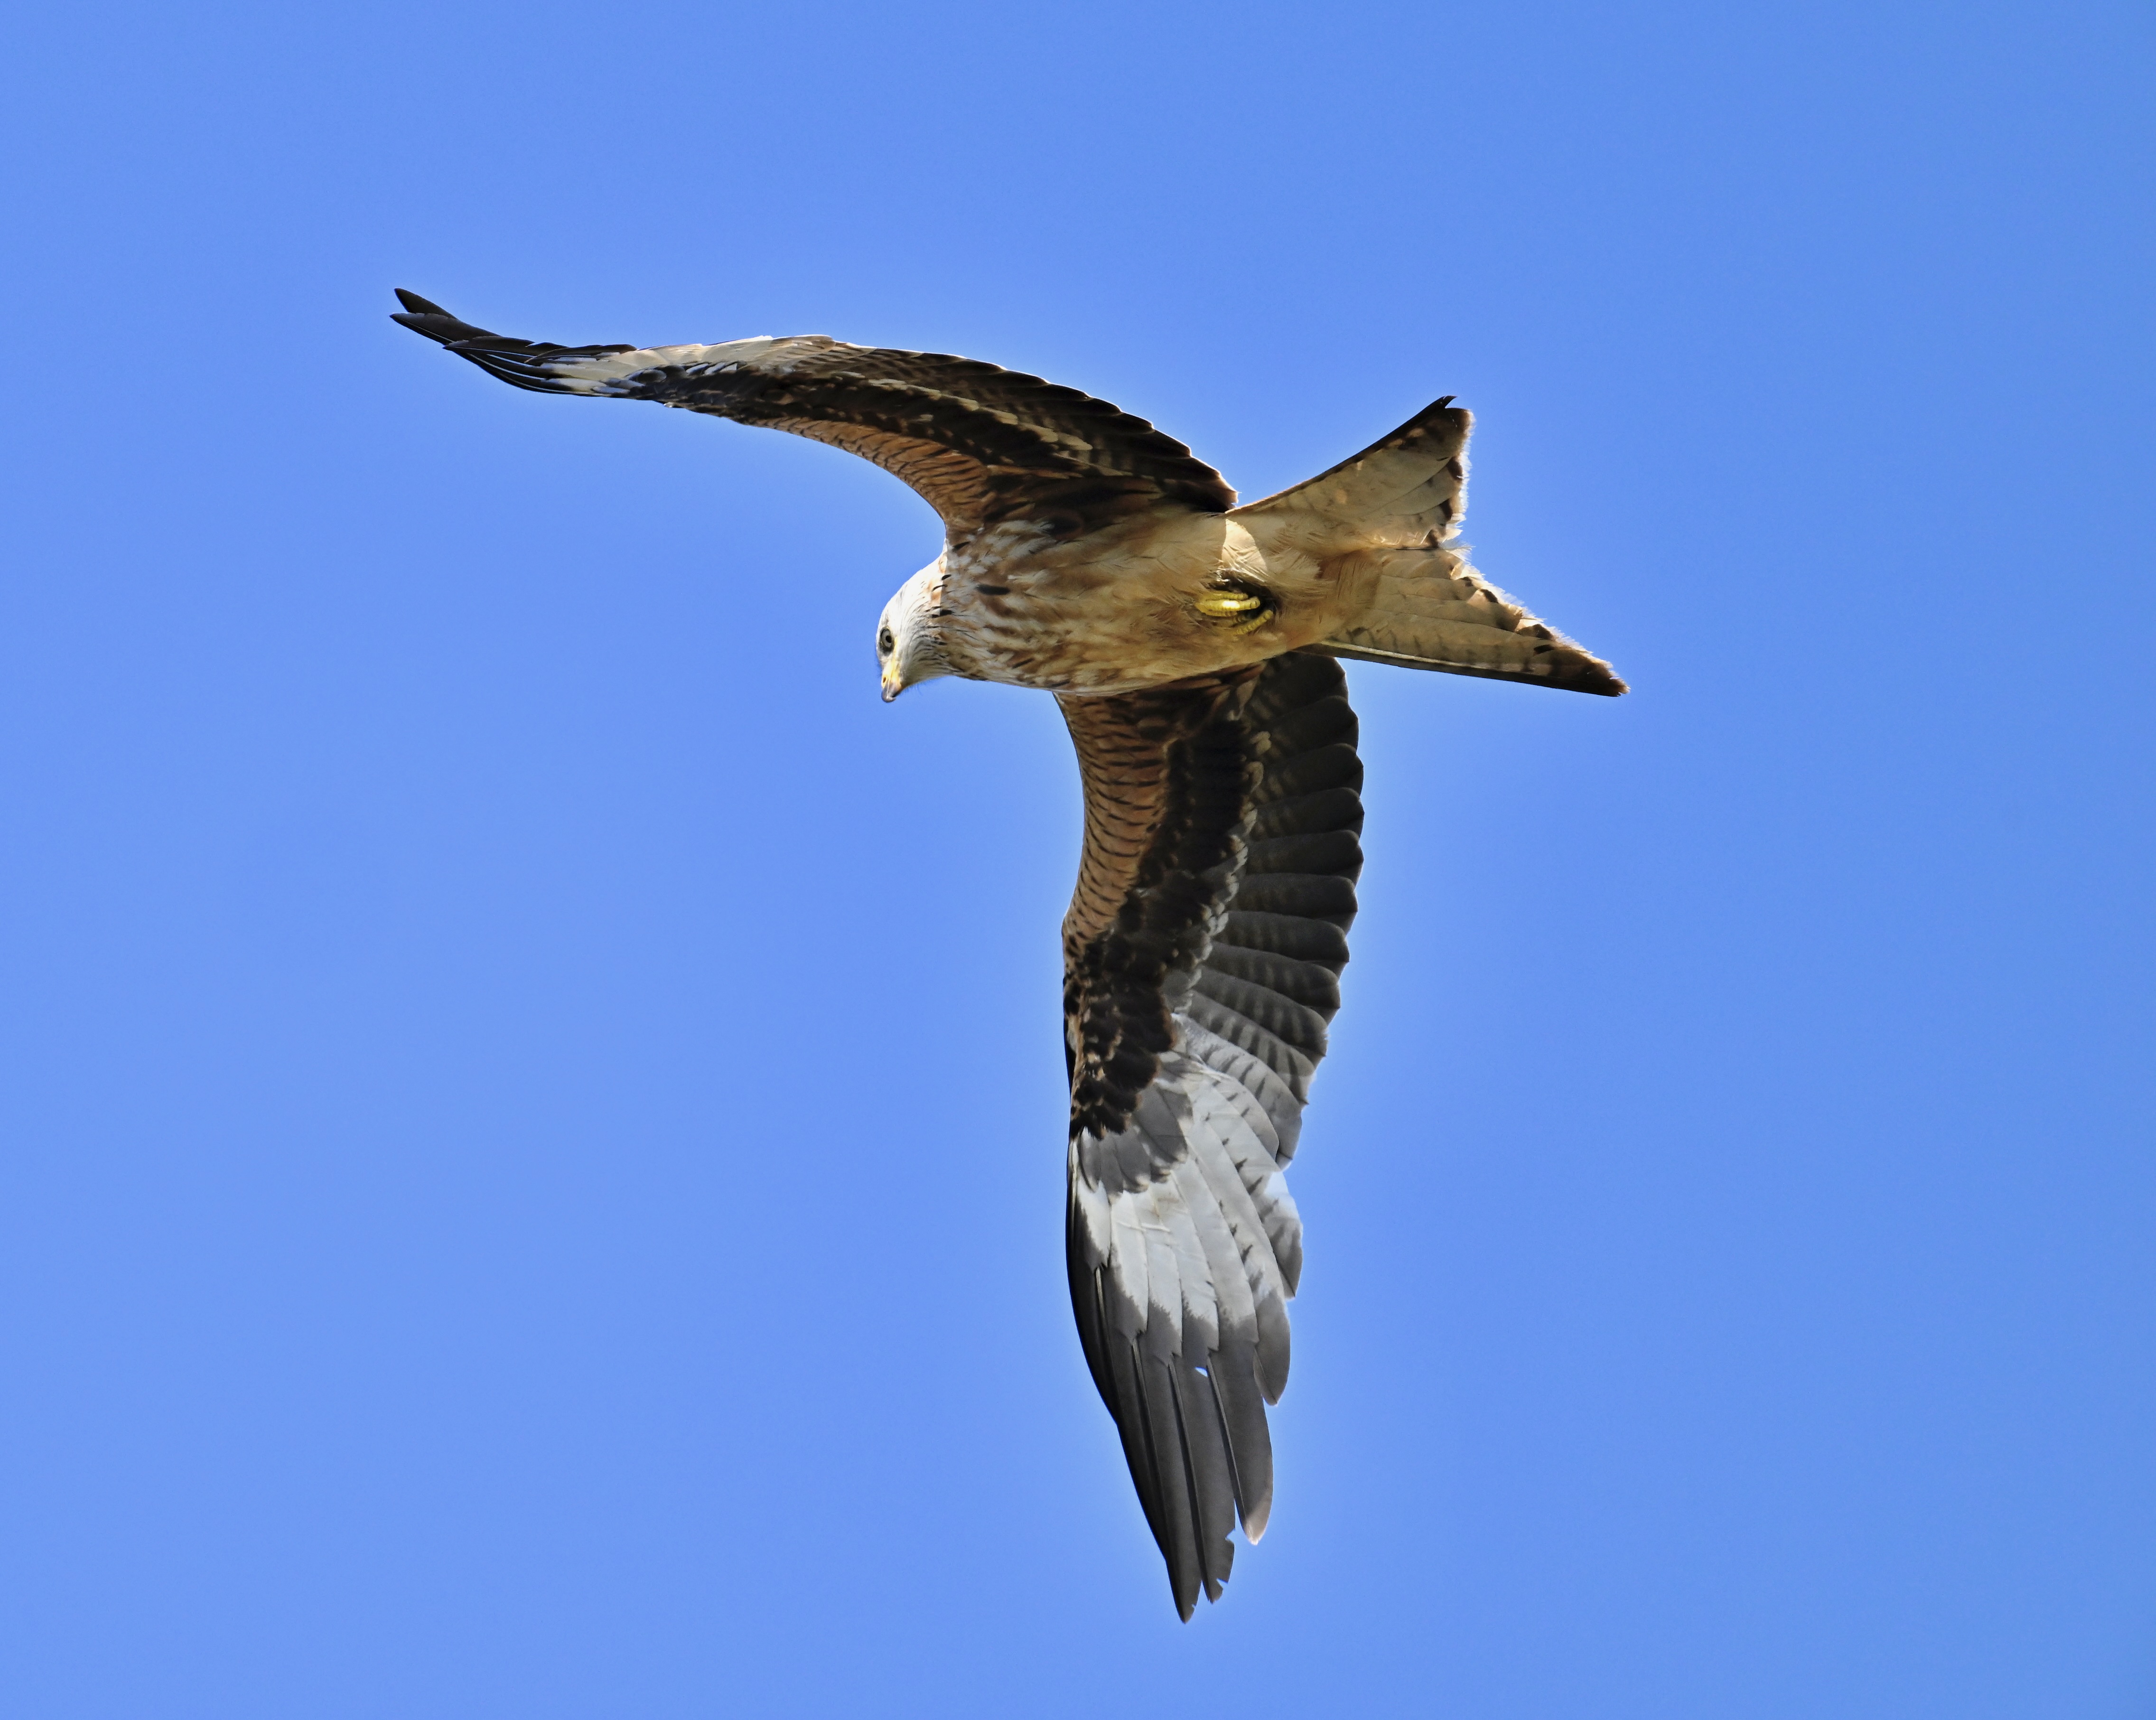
left=1195, top=589, right=1265, bottom=618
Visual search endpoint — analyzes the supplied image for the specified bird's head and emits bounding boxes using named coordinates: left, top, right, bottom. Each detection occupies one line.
left=877, top=560, right=955, bottom=702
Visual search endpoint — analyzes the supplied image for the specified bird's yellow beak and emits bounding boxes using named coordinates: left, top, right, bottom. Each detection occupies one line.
left=881, top=664, right=903, bottom=702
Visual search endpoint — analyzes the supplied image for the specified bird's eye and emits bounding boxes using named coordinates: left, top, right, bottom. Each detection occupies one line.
left=878, top=627, right=896, bottom=656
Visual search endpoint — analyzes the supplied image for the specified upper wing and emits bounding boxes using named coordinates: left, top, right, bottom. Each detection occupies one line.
left=1059, top=652, right=1362, bottom=1619
left=391, top=290, right=1234, bottom=542
left=1229, top=395, right=1470, bottom=549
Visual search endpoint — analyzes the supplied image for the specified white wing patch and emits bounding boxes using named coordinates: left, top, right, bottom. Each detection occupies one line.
left=1069, top=1031, right=1304, bottom=1550
left=542, top=337, right=785, bottom=394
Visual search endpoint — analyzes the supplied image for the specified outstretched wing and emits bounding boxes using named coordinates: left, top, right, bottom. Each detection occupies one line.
left=1059, top=652, right=1362, bottom=1619
left=391, top=290, right=1234, bottom=542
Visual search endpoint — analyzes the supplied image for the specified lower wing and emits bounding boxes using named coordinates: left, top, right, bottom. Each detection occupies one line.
left=1059, top=653, right=1363, bottom=1617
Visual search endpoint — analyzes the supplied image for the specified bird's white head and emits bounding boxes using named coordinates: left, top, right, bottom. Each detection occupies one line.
left=877, top=559, right=954, bottom=702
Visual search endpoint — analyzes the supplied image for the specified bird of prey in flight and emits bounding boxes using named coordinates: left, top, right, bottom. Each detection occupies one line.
left=392, top=289, right=1625, bottom=1619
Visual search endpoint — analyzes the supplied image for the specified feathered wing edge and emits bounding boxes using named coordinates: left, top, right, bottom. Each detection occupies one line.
left=1061, top=653, right=1362, bottom=1618
left=387, top=290, right=1235, bottom=538
left=389, top=289, right=650, bottom=393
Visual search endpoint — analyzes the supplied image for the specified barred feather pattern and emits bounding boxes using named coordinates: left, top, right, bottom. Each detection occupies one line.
left=1059, top=651, right=1363, bottom=1619
left=388, top=290, right=1233, bottom=542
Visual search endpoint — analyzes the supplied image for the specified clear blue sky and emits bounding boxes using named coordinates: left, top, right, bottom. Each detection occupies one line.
left=3, top=1, right=2150, bottom=1714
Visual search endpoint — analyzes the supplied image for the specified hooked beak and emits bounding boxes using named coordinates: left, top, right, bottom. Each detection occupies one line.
left=880, top=664, right=902, bottom=703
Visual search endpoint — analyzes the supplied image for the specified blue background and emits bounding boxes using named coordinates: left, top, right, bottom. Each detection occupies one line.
left=3, top=2, right=2151, bottom=1713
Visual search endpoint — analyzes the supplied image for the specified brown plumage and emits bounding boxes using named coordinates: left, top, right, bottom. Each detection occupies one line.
left=392, top=290, right=1626, bottom=1618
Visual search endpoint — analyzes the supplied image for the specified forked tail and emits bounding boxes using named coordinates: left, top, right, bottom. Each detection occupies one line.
left=1232, top=398, right=1628, bottom=696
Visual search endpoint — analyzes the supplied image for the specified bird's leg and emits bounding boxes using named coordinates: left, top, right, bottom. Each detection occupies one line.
left=1195, top=580, right=1278, bottom=634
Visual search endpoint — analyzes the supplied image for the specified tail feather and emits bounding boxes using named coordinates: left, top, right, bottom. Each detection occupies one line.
left=1230, top=398, right=1470, bottom=546
left=1234, top=395, right=1627, bottom=696
left=1315, top=546, right=1627, bottom=696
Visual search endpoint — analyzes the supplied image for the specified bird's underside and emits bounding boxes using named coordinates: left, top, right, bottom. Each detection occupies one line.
left=392, top=291, right=1626, bottom=1617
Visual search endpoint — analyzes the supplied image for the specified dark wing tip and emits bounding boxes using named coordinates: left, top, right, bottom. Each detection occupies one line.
left=386, top=292, right=642, bottom=395
left=389, top=289, right=497, bottom=349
